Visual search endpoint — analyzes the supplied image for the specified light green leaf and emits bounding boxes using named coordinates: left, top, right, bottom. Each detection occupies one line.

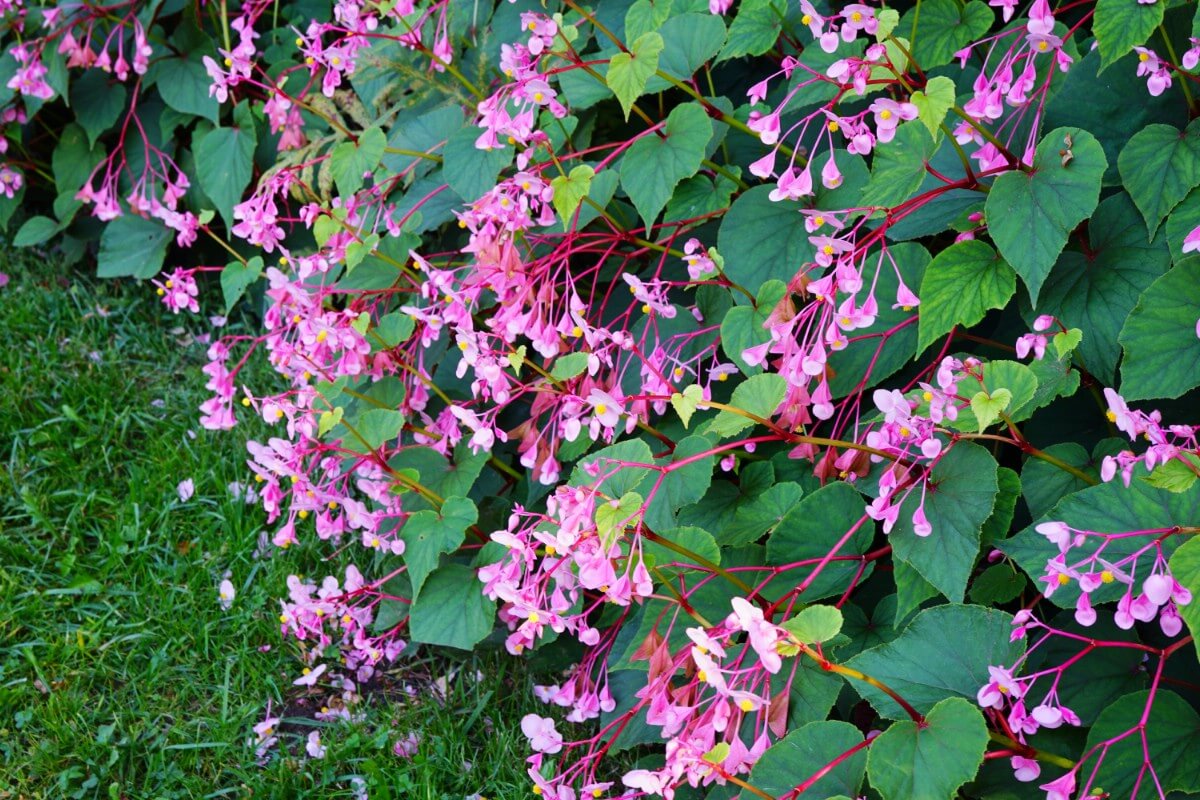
left=909, top=75, right=956, bottom=139
left=917, top=240, right=1017, bottom=353
left=866, top=697, right=988, bottom=800
left=1144, top=453, right=1200, bottom=493
left=670, top=384, right=704, bottom=428
left=607, top=32, right=664, bottom=119
left=550, top=351, right=591, bottom=380
left=620, top=102, right=712, bottom=229
left=550, top=164, right=596, bottom=228
left=986, top=127, right=1107, bottom=304
left=1052, top=327, right=1082, bottom=359
left=782, top=605, right=844, bottom=644
left=969, top=388, right=1012, bottom=432
left=876, top=8, right=900, bottom=40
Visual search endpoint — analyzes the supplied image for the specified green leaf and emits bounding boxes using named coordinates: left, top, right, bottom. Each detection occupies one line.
left=1094, top=0, right=1165, bottom=69
left=969, top=388, right=1012, bottom=432
left=704, top=373, right=786, bottom=438
left=220, top=256, right=263, bottom=314
left=1169, top=536, right=1200, bottom=660
left=1078, top=690, right=1200, bottom=797
left=985, top=126, right=1107, bottom=304
left=442, top=126, right=512, bottom=201
left=1119, top=257, right=1200, bottom=400
left=1005, top=480, right=1200, bottom=609
left=642, top=525, right=720, bottom=573
left=571, top=439, right=655, bottom=498
left=745, top=721, right=867, bottom=800
left=375, top=311, right=415, bottom=348
left=766, top=482, right=876, bottom=600
left=720, top=279, right=786, bottom=373
left=969, top=563, right=1027, bottom=605
left=900, top=0, right=993, bottom=69
left=1118, top=121, right=1200, bottom=238
left=1046, top=47, right=1186, bottom=186
left=606, top=32, right=664, bottom=119
left=154, top=56, right=220, bottom=124
left=1033, top=192, right=1170, bottom=383
left=670, top=384, right=704, bottom=428
left=352, top=408, right=405, bottom=451
left=620, top=102, right=712, bottom=229
left=910, top=75, right=956, bottom=139
left=866, top=697, right=988, bottom=800
left=981, top=466, right=1021, bottom=547
left=408, top=563, right=496, bottom=650
left=721, top=480, right=803, bottom=546
left=401, top=496, right=478, bottom=600
left=14, top=216, right=59, bottom=247
left=861, top=123, right=936, bottom=208
left=1020, top=441, right=1110, bottom=519
left=330, top=127, right=387, bottom=197
left=550, top=164, right=596, bottom=228
left=641, top=435, right=715, bottom=530
left=782, top=605, right=843, bottom=644
left=845, top=604, right=1026, bottom=718
left=96, top=215, right=172, bottom=279
left=891, top=442, right=1000, bottom=602
left=719, top=0, right=786, bottom=61
left=648, top=13, right=727, bottom=89
left=71, top=70, right=127, bottom=147
left=917, top=240, right=1017, bottom=353
left=195, top=118, right=257, bottom=230
left=718, top=187, right=814, bottom=300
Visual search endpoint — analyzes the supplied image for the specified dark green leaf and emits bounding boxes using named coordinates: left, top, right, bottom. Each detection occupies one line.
left=1118, top=121, right=1200, bottom=238
left=866, top=697, right=988, bottom=800
left=1118, top=257, right=1200, bottom=400
left=408, top=563, right=496, bottom=649
left=620, top=102, right=712, bottom=229
left=917, top=240, right=1016, bottom=353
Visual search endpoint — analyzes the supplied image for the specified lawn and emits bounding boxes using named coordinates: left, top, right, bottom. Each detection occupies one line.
left=0, top=254, right=547, bottom=800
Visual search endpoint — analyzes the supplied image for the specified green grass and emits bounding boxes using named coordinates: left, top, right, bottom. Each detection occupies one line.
left=0, top=255, right=549, bottom=800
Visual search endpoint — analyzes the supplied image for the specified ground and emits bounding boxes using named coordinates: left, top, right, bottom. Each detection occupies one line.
left=0, top=254, right=548, bottom=800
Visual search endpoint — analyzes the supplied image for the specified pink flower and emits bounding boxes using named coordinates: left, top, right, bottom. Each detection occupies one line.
left=977, top=665, right=1022, bottom=708
left=393, top=731, right=420, bottom=759
left=1039, top=770, right=1076, bottom=800
left=520, top=713, right=563, bottom=753
left=177, top=478, right=196, bottom=502
left=305, top=731, right=326, bottom=759
left=218, top=578, right=236, bottom=610
left=293, top=663, right=327, bottom=686
left=1012, top=755, right=1041, bottom=782
left=729, top=597, right=782, bottom=673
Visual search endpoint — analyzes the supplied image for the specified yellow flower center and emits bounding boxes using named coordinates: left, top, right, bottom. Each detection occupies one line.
left=1101, top=570, right=1114, bottom=583
left=1057, top=573, right=1071, bottom=585
left=595, top=403, right=608, bottom=416
left=828, top=121, right=840, bottom=133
